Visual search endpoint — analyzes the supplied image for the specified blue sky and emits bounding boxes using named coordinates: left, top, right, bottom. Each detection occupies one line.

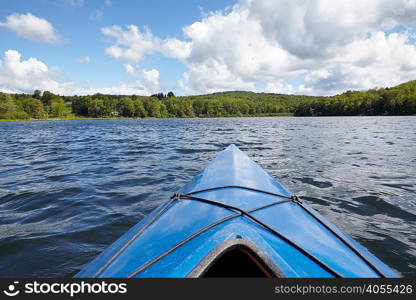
left=0, top=0, right=415, bottom=96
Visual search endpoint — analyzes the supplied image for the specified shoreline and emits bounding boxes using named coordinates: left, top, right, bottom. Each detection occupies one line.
left=0, top=113, right=294, bottom=122
left=1, top=114, right=415, bottom=123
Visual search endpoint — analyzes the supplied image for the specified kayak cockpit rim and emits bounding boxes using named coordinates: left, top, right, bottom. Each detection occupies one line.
left=187, top=238, right=285, bottom=278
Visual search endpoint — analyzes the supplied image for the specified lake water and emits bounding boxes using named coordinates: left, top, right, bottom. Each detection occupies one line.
left=0, top=116, right=415, bottom=277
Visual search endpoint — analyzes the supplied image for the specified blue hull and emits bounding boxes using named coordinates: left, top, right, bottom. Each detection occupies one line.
left=76, top=145, right=398, bottom=278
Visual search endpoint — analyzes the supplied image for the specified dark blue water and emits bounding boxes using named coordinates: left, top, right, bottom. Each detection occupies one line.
left=0, top=117, right=415, bottom=277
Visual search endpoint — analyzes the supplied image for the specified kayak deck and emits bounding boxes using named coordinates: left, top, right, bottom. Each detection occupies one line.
left=76, top=145, right=397, bottom=278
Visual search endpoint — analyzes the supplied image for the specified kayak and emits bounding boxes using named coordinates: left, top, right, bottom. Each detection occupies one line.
left=76, top=144, right=398, bottom=278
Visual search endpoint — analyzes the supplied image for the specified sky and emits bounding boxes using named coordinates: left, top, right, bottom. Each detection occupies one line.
left=0, top=0, right=416, bottom=96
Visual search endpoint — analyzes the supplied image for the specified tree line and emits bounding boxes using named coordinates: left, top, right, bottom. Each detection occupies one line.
left=0, top=90, right=302, bottom=120
left=70, top=93, right=296, bottom=118
left=294, top=80, right=416, bottom=116
left=0, top=90, right=70, bottom=120
left=0, top=80, right=415, bottom=120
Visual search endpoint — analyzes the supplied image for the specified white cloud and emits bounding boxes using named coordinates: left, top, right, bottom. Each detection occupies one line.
left=0, top=50, right=161, bottom=96
left=3, top=1, right=414, bottom=96
left=101, top=25, right=160, bottom=63
left=75, top=56, right=91, bottom=64
left=239, top=0, right=416, bottom=60
left=101, top=0, right=416, bottom=95
left=174, top=8, right=301, bottom=94
left=264, top=82, right=295, bottom=95
left=178, top=61, right=255, bottom=95
left=123, top=63, right=135, bottom=75
left=100, top=10, right=297, bottom=94
left=162, top=39, right=192, bottom=62
left=299, top=31, right=416, bottom=95
left=104, top=0, right=112, bottom=6
left=175, top=0, right=416, bottom=95
left=102, top=26, right=193, bottom=64
left=0, top=50, right=61, bottom=93
left=70, top=83, right=154, bottom=96
left=0, top=13, right=63, bottom=43
left=142, top=69, right=162, bottom=93
left=123, top=64, right=162, bottom=94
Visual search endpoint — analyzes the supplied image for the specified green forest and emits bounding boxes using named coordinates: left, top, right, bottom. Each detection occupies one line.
left=0, top=80, right=415, bottom=120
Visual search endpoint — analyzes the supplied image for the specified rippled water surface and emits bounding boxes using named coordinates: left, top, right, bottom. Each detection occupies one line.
left=0, top=117, right=415, bottom=277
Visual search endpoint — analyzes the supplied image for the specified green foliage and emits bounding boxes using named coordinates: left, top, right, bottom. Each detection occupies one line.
left=87, top=98, right=107, bottom=117
left=1, top=80, right=415, bottom=120
left=133, top=99, right=147, bottom=117
left=294, top=81, right=416, bottom=116
left=150, top=93, right=166, bottom=100
left=50, top=97, right=67, bottom=117
left=118, top=97, right=135, bottom=117
left=33, top=89, right=42, bottom=100
left=16, top=97, right=47, bottom=119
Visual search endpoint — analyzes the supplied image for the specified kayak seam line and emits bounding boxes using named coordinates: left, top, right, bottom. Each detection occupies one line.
left=127, top=197, right=342, bottom=278
left=295, top=202, right=388, bottom=278
left=185, top=185, right=295, bottom=201
left=126, top=198, right=291, bottom=278
left=186, top=186, right=388, bottom=277
left=92, top=197, right=177, bottom=278
left=170, top=194, right=343, bottom=278
left=128, top=213, right=239, bottom=278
